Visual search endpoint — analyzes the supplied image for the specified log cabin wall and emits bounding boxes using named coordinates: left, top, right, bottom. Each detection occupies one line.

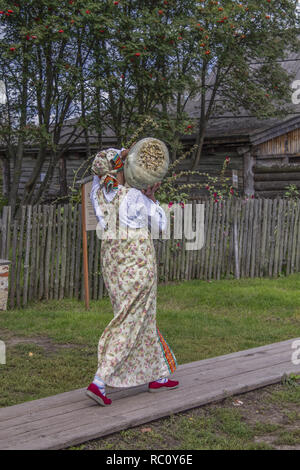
left=0, top=163, right=2, bottom=199
left=7, top=150, right=90, bottom=202
left=175, top=142, right=244, bottom=199
left=2, top=141, right=245, bottom=202
left=253, top=128, right=300, bottom=198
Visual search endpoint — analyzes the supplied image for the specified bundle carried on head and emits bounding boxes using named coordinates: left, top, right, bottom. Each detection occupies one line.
left=124, top=137, right=169, bottom=190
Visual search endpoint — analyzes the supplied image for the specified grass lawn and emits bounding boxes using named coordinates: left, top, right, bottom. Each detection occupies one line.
left=0, top=274, right=299, bottom=450
left=0, top=274, right=299, bottom=409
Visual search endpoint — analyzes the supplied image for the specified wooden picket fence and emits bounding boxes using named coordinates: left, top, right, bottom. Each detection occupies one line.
left=0, top=197, right=300, bottom=309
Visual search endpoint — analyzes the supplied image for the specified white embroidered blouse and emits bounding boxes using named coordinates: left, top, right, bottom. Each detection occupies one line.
left=90, top=175, right=167, bottom=233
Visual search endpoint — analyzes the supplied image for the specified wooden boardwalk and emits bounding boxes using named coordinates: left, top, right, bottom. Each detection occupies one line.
left=0, top=338, right=299, bottom=450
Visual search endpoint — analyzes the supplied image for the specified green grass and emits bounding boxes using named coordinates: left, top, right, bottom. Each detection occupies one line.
left=71, top=409, right=272, bottom=451
left=274, top=429, right=300, bottom=446
left=0, top=274, right=299, bottom=407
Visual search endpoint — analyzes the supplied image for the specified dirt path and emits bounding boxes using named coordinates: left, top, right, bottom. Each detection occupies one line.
left=0, top=328, right=79, bottom=355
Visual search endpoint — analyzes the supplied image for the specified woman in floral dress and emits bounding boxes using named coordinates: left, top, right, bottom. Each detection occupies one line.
left=86, top=147, right=178, bottom=406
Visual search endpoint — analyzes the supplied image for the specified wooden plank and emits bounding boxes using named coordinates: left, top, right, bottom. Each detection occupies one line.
left=259, top=198, right=268, bottom=278
left=290, top=201, right=299, bottom=274
left=0, top=339, right=295, bottom=422
left=222, top=198, right=231, bottom=278
left=233, top=198, right=240, bottom=279
left=254, top=171, right=300, bottom=180
left=54, top=206, right=62, bottom=300
left=88, top=229, right=95, bottom=299
left=74, top=205, right=82, bottom=299
left=22, top=206, right=32, bottom=307
left=0, top=338, right=299, bottom=450
left=265, top=199, right=272, bottom=276
left=65, top=204, right=73, bottom=298
left=254, top=198, right=262, bottom=278
left=44, top=205, right=54, bottom=301
left=0, top=347, right=294, bottom=441
left=255, top=180, right=300, bottom=191
left=286, top=200, right=295, bottom=276
left=0, top=340, right=295, bottom=429
left=194, top=202, right=203, bottom=280
left=250, top=199, right=258, bottom=278
left=164, top=236, right=170, bottom=283
left=278, top=199, right=286, bottom=275
left=226, top=199, right=234, bottom=278
left=34, top=206, right=42, bottom=300
left=59, top=205, right=68, bottom=300
left=216, top=200, right=225, bottom=280
left=208, top=201, right=217, bottom=280
left=282, top=199, right=290, bottom=276
left=0, top=364, right=291, bottom=451
left=190, top=201, right=197, bottom=280
left=295, top=201, right=300, bottom=272
left=28, top=206, right=37, bottom=302
left=38, top=206, right=48, bottom=300
left=0, top=339, right=293, bottom=429
left=203, top=199, right=213, bottom=280
left=269, top=199, right=278, bottom=277
left=246, top=199, right=254, bottom=277
left=274, top=199, right=283, bottom=277
left=69, top=206, right=78, bottom=298
left=93, top=227, right=100, bottom=300
left=188, top=202, right=196, bottom=280
left=9, top=219, right=18, bottom=309
left=16, top=206, right=26, bottom=308
left=213, top=201, right=221, bottom=280
left=49, top=206, right=57, bottom=300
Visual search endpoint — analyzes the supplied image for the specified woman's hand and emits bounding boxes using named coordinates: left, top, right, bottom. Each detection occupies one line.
left=120, top=149, right=129, bottom=160
left=121, top=141, right=136, bottom=161
left=142, top=182, right=161, bottom=203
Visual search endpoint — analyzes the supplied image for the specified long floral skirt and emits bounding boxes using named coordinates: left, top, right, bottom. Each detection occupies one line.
left=96, top=226, right=177, bottom=388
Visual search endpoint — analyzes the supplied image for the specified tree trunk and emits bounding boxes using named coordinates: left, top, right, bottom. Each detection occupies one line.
left=192, top=65, right=207, bottom=170
left=9, top=52, right=29, bottom=216
left=59, top=157, right=68, bottom=197
left=1, top=152, right=11, bottom=198
left=21, top=144, right=48, bottom=206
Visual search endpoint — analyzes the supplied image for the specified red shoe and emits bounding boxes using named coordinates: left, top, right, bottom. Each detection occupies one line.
left=86, top=383, right=112, bottom=406
left=148, top=379, right=179, bottom=393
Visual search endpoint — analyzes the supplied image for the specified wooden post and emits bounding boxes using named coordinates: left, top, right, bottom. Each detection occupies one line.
left=237, top=146, right=255, bottom=197
left=81, top=184, right=90, bottom=310
left=233, top=198, right=240, bottom=279
left=78, top=176, right=98, bottom=309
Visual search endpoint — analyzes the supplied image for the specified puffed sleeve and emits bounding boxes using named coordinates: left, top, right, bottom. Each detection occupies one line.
left=90, top=175, right=106, bottom=229
left=119, top=188, right=167, bottom=233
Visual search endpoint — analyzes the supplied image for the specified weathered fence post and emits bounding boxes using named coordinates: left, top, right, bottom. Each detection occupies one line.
left=233, top=198, right=240, bottom=279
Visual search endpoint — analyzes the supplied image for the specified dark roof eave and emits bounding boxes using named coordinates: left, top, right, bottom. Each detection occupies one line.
left=183, top=133, right=251, bottom=145
left=249, top=115, right=300, bottom=146
left=0, top=132, right=252, bottom=154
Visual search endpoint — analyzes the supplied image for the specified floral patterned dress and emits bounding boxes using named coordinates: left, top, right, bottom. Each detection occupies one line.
left=95, top=183, right=177, bottom=388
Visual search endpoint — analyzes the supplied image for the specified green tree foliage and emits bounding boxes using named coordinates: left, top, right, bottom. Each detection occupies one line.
left=0, top=1, right=299, bottom=210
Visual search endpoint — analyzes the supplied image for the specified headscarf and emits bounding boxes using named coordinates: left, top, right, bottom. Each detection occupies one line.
left=91, top=148, right=125, bottom=192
